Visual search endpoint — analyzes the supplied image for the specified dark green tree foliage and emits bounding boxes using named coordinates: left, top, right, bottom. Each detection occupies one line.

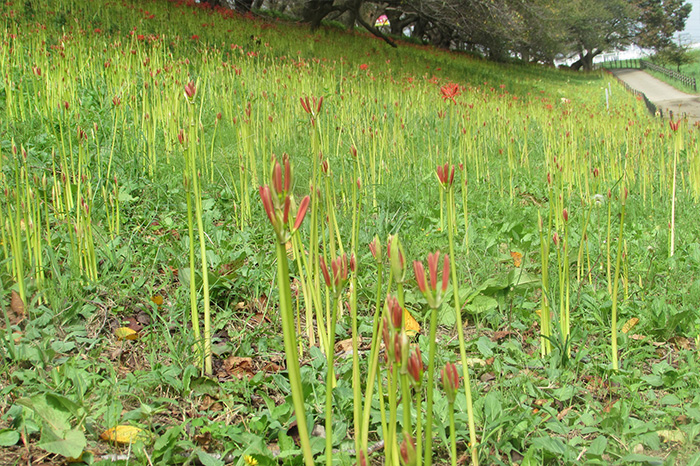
left=206, top=0, right=692, bottom=68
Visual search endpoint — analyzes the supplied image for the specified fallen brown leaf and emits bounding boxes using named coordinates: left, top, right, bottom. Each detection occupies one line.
left=223, top=356, right=255, bottom=379
left=669, top=336, right=691, bottom=350
left=557, top=406, right=574, bottom=421
left=492, top=330, right=512, bottom=341
left=5, top=290, right=26, bottom=327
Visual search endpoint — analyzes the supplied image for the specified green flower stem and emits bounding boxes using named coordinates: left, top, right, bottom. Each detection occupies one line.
left=611, top=185, right=626, bottom=371
left=360, top=262, right=384, bottom=454
left=423, top=305, right=439, bottom=466
left=387, top=364, right=400, bottom=466
left=326, top=293, right=340, bottom=466
left=537, top=211, right=551, bottom=357
left=401, top=372, right=412, bottom=435
left=446, top=188, right=479, bottom=466
left=275, top=240, right=314, bottom=466
left=448, top=402, right=457, bottom=466
left=415, top=390, right=423, bottom=466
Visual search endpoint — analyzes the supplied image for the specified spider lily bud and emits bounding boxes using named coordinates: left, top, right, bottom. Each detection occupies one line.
left=407, top=346, right=423, bottom=386
left=184, top=80, right=196, bottom=103
left=399, top=433, right=417, bottom=466
left=369, top=236, right=382, bottom=263
left=388, top=234, right=406, bottom=283
left=441, top=362, right=459, bottom=404
left=387, top=295, right=402, bottom=330
left=414, top=251, right=449, bottom=308
left=436, top=162, right=455, bottom=188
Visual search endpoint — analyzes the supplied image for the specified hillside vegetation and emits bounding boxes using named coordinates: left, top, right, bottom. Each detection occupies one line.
left=1, top=1, right=700, bottom=465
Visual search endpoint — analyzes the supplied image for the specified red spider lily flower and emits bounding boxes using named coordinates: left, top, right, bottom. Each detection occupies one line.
left=359, top=63, right=368, bottom=71
left=184, top=81, right=196, bottom=103
left=177, top=129, right=186, bottom=145
left=562, top=209, right=569, bottom=222
left=300, top=96, right=323, bottom=116
left=441, top=362, right=459, bottom=404
left=259, top=157, right=310, bottom=242
left=320, top=253, right=350, bottom=292
left=436, top=163, right=455, bottom=188
left=440, top=82, right=460, bottom=104
left=112, top=96, right=121, bottom=107
left=399, top=433, right=417, bottom=466
left=32, top=66, right=41, bottom=76
left=669, top=119, right=680, bottom=132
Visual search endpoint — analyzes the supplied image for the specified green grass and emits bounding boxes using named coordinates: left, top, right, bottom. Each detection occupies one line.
left=1, top=0, right=700, bottom=465
left=645, top=49, right=700, bottom=94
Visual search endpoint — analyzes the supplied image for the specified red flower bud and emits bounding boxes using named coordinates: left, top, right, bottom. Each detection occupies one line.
left=441, top=362, right=459, bottom=404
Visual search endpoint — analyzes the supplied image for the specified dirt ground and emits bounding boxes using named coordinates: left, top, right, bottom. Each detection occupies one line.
left=611, top=68, right=700, bottom=122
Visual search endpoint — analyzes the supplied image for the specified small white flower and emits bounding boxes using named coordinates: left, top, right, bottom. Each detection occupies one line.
left=592, top=194, right=605, bottom=206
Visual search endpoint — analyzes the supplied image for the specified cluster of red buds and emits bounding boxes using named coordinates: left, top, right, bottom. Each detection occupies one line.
left=300, top=95, right=323, bottom=119
left=441, top=361, right=460, bottom=404
left=184, top=80, right=196, bottom=104
left=319, top=252, right=355, bottom=295
left=259, top=155, right=311, bottom=243
left=381, top=296, right=423, bottom=385
left=413, top=251, right=449, bottom=309
left=436, top=162, right=455, bottom=189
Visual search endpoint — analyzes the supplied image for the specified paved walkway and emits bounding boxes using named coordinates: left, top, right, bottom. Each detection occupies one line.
left=610, top=68, right=700, bottom=122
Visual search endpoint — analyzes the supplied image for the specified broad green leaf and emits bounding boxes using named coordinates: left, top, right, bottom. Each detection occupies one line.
left=38, top=426, right=86, bottom=458
left=532, top=436, right=567, bottom=455
left=588, top=435, right=607, bottom=456
left=17, top=394, right=71, bottom=436
left=0, top=429, right=20, bottom=446
left=195, top=450, right=225, bottom=466
left=467, top=295, right=498, bottom=314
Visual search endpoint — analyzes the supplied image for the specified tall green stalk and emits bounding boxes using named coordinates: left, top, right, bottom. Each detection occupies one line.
left=610, top=183, right=627, bottom=371
left=440, top=163, right=478, bottom=466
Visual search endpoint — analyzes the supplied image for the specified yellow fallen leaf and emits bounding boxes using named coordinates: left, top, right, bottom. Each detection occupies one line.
left=100, top=425, right=147, bottom=444
left=115, top=327, right=138, bottom=341
left=151, top=295, right=163, bottom=306
left=465, top=357, right=486, bottom=366
left=535, top=309, right=542, bottom=317
left=658, top=429, right=685, bottom=444
left=285, top=241, right=294, bottom=259
left=622, top=317, right=639, bottom=334
left=404, top=308, right=420, bottom=337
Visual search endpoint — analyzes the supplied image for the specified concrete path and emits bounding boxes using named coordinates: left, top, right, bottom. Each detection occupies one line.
left=610, top=68, right=700, bottom=121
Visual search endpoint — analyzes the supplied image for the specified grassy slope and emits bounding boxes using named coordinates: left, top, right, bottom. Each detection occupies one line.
left=1, top=0, right=700, bottom=465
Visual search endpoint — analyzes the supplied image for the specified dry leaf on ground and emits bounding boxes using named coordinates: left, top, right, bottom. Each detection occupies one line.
left=99, top=426, right=147, bottom=444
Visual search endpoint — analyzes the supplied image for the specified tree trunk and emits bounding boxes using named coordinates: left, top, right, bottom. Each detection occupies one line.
left=571, top=50, right=600, bottom=71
